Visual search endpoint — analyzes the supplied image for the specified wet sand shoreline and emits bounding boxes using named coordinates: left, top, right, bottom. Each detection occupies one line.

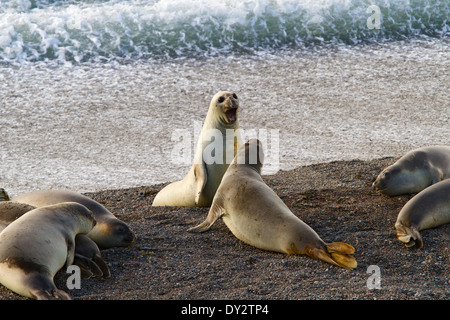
left=1, top=38, right=450, bottom=197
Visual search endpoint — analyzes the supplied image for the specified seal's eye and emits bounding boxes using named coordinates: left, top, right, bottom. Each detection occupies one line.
left=233, top=93, right=238, bottom=99
left=218, top=96, right=225, bottom=103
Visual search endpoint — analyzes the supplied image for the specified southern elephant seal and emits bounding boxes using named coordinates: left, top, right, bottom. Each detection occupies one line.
left=395, top=178, right=450, bottom=248
left=373, top=145, right=450, bottom=196
left=152, top=91, right=242, bottom=207
left=0, top=202, right=95, bottom=300
left=189, top=139, right=357, bottom=269
left=0, top=201, right=110, bottom=279
left=11, top=189, right=136, bottom=249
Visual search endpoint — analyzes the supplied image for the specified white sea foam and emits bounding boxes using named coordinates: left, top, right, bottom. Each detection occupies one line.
left=0, top=0, right=448, bottom=65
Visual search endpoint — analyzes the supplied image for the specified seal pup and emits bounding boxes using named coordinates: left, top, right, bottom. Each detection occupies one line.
left=0, top=202, right=95, bottom=300
left=152, top=91, right=242, bottom=207
left=189, top=139, right=357, bottom=269
left=0, top=201, right=110, bottom=279
left=11, top=189, right=136, bottom=249
left=395, top=179, right=450, bottom=248
left=373, top=145, right=450, bottom=196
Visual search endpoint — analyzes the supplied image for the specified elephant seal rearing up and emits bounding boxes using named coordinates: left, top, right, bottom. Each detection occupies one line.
left=153, top=91, right=242, bottom=207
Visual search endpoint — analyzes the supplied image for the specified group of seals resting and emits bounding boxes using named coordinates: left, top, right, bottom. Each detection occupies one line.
left=0, top=189, right=136, bottom=300
left=190, top=139, right=357, bottom=270
left=373, top=145, right=450, bottom=248
left=11, top=189, right=136, bottom=249
left=3, top=91, right=448, bottom=298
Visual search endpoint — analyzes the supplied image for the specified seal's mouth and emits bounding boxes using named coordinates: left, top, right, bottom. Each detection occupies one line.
left=225, top=108, right=237, bottom=123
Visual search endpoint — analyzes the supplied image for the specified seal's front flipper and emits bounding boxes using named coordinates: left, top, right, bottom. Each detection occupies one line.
left=395, top=224, right=423, bottom=248
left=33, top=289, right=72, bottom=300
left=28, top=274, right=72, bottom=300
left=0, top=188, right=10, bottom=201
left=73, top=253, right=103, bottom=279
left=193, top=162, right=207, bottom=206
left=306, top=242, right=357, bottom=270
left=188, top=201, right=225, bottom=233
left=93, top=254, right=111, bottom=278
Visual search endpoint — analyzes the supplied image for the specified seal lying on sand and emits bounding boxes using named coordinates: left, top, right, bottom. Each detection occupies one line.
left=395, top=179, right=450, bottom=248
left=153, top=91, right=242, bottom=207
left=190, top=139, right=357, bottom=269
left=11, top=189, right=136, bottom=249
left=0, top=201, right=110, bottom=279
left=373, top=145, right=450, bottom=196
left=0, top=203, right=95, bottom=300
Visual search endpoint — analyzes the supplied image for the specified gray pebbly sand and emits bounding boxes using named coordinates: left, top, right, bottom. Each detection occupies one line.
left=0, top=157, right=448, bottom=301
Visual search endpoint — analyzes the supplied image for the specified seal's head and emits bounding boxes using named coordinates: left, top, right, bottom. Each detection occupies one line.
left=234, top=139, right=264, bottom=173
left=88, top=218, right=136, bottom=249
left=372, top=165, right=431, bottom=196
left=211, top=91, right=239, bottom=125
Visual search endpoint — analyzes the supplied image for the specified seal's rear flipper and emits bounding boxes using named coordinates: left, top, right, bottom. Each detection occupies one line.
left=0, top=188, right=10, bottom=201
left=306, top=242, right=357, bottom=270
left=395, top=224, right=423, bottom=248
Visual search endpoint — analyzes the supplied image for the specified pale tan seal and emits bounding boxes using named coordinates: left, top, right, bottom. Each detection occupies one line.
left=395, top=179, right=450, bottom=248
left=152, top=91, right=242, bottom=207
left=0, top=202, right=95, bottom=300
left=0, top=201, right=110, bottom=279
left=189, top=139, right=357, bottom=269
left=11, top=189, right=136, bottom=249
left=373, top=145, right=450, bottom=196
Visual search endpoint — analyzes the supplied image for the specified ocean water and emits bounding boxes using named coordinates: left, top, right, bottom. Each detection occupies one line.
left=1, top=0, right=448, bottom=64
left=0, top=0, right=449, bottom=195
